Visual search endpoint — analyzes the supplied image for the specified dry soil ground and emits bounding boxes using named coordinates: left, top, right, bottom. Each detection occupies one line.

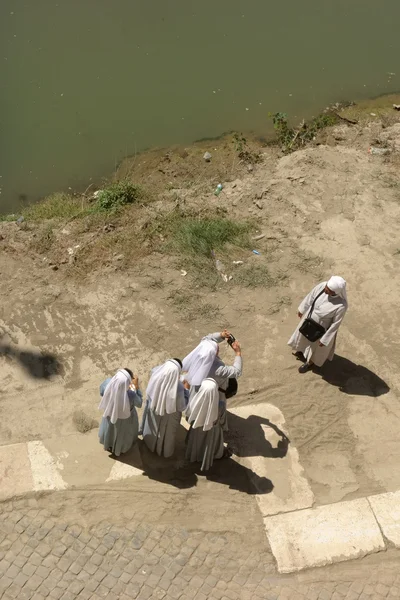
left=1, top=101, right=400, bottom=597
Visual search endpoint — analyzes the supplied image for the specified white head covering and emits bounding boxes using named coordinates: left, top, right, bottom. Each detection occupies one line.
left=146, top=359, right=181, bottom=416
left=327, top=276, right=348, bottom=305
left=99, top=369, right=132, bottom=424
left=182, top=339, right=218, bottom=386
left=186, top=378, right=219, bottom=431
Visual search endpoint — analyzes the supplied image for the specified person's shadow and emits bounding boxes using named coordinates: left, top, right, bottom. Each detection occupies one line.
left=113, top=425, right=199, bottom=490
left=0, top=342, right=63, bottom=380
left=112, top=419, right=275, bottom=495
left=319, top=355, right=390, bottom=396
left=224, top=412, right=290, bottom=459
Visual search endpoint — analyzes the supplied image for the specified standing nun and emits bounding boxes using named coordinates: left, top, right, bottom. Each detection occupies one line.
left=183, top=330, right=243, bottom=432
left=99, top=368, right=143, bottom=456
left=185, top=378, right=223, bottom=471
left=288, top=276, right=348, bottom=373
left=142, top=359, right=189, bottom=458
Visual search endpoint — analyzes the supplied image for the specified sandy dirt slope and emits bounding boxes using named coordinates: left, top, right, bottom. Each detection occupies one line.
left=1, top=116, right=400, bottom=507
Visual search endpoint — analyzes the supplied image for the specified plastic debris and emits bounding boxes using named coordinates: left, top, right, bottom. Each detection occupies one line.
left=203, top=152, right=212, bottom=162
left=214, top=183, right=223, bottom=196
left=67, top=244, right=81, bottom=256
left=393, top=104, right=400, bottom=111
left=16, top=216, right=25, bottom=224
left=212, top=250, right=229, bottom=282
left=252, top=250, right=261, bottom=255
left=232, top=261, right=244, bottom=265
left=252, top=234, right=265, bottom=241
left=368, top=147, right=391, bottom=156
left=180, top=270, right=187, bottom=277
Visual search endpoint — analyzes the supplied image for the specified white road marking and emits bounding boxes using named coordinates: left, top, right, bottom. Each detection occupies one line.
left=369, top=490, right=400, bottom=548
left=264, top=497, right=385, bottom=573
left=27, top=441, right=68, bottom=491
left=106, top=461, right=144, bottom=482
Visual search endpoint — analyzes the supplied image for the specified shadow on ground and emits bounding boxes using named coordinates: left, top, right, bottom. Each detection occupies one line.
left=320, top=354, right=390, bottom=396
left=225, top=412, right=290, bottom=459
left=0, top=342, right=63, bottom=379
left=114, top=415, right=281, bottom=495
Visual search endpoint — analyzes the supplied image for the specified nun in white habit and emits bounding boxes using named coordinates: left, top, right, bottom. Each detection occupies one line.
left=288, top=276, right=348, bottom=373
left=142, top=359, right=189, bottom=458
left=99, top=368, right=143, bottom=456
left=185, top=378, right=224, bottom=471
left=182, top=331, right=243, bottom=431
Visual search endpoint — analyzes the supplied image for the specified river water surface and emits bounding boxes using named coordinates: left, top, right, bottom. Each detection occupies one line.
left=1, top=0, right=399, bottom=211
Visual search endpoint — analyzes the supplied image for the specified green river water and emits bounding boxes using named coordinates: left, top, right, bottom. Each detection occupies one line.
left=0, top=0, right=399, bottom=212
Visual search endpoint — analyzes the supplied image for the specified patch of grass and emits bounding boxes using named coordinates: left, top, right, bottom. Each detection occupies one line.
left=32, top=224, right=55, bottom=253
left=168, top=289, right=221, bottom=321
left=291, top=248, right=323, bottom=277
left=270, top=112, right=338, bottom=154
left=173, top=217, right=251, bottom=257
left=72, top=410, right=98, bottom=433
left=233, top=263, right=277, bottom=288
left=0, top=213, right=18, bottom=222
left=266, top=296, right=292, bottom=315
left=96, top=181, right=143, bottom=211
left=5, top=180, right=144, bottom=224
left=22, top=193, right=85, bottom=221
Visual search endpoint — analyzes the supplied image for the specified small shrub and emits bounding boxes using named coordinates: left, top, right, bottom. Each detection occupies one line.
left=72, top=410, right=99, bottom=433
left=173, top=217, right=251, bottom=257
left=232, top=132, right=261, bottom=164
left=97, top=181, right=142, bottom=211
left=270, top=112, right=338, bottom=154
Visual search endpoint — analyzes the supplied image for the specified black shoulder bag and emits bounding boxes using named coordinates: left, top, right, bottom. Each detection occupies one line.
left=218, top=378, right=238, bottom=399
left=299, top=290, right=326, bottom=342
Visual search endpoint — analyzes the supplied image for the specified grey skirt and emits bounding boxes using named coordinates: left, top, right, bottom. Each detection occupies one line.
left=185, top=423, right=224, bottom=471
left=142, top=408, right=182, bottom=458
left=99, top=410, right=139, bottom=457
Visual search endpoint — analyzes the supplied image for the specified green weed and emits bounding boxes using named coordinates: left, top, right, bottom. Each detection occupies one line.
left=233, top=264, right=276, bottom=288
left=232, top=132, right=261, bottom=164
left=22, top=193, right=85, bottom=221
left=96, top=181, right=143, bottom=211
left=270, top=112, right=338, bottom=154
left=173, top=217, right=251, bottom=257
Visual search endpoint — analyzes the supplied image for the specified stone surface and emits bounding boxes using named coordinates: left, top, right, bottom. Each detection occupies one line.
left=0, top=443, right=34, bottom=500
left=369, top=491, right=400, bottom=548
left=228, top=404, right=315, bottom=516
left=1, top=494, right=400, bottom=600
left=264, top=498, right=385, bottom=573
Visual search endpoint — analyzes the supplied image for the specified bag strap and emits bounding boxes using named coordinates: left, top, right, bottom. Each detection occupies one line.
left=307, top=289, right=325, bottom=318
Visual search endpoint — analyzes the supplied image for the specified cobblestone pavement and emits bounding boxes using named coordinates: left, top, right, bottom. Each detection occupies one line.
left=1, top=491, right=400, bottom=600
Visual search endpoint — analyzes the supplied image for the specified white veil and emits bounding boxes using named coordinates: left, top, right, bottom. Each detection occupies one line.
left=146, top=359, right=181, bottom=416
left=186, top=378, right=219, bottom=431
left=182, top=339, right=218, bottom=386
left=99, top=369, right=132, bottom=424
left=327, top=276, right=348, bottom=305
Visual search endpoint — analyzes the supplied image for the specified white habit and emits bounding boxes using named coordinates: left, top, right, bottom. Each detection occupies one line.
left=288, top=281, right=348, bottom=367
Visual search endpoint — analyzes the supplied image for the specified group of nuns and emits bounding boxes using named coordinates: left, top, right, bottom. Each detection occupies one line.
left=98, top=330, right=242, bottom=471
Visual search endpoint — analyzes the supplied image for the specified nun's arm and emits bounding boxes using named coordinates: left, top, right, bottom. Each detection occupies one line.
left=203, top=332, right=224, bottom=343
left=319, top=305, right=347, bottom=346
left=128, top=389, right=143, bottom=409
left=215, top=356, right=243, bottom=379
